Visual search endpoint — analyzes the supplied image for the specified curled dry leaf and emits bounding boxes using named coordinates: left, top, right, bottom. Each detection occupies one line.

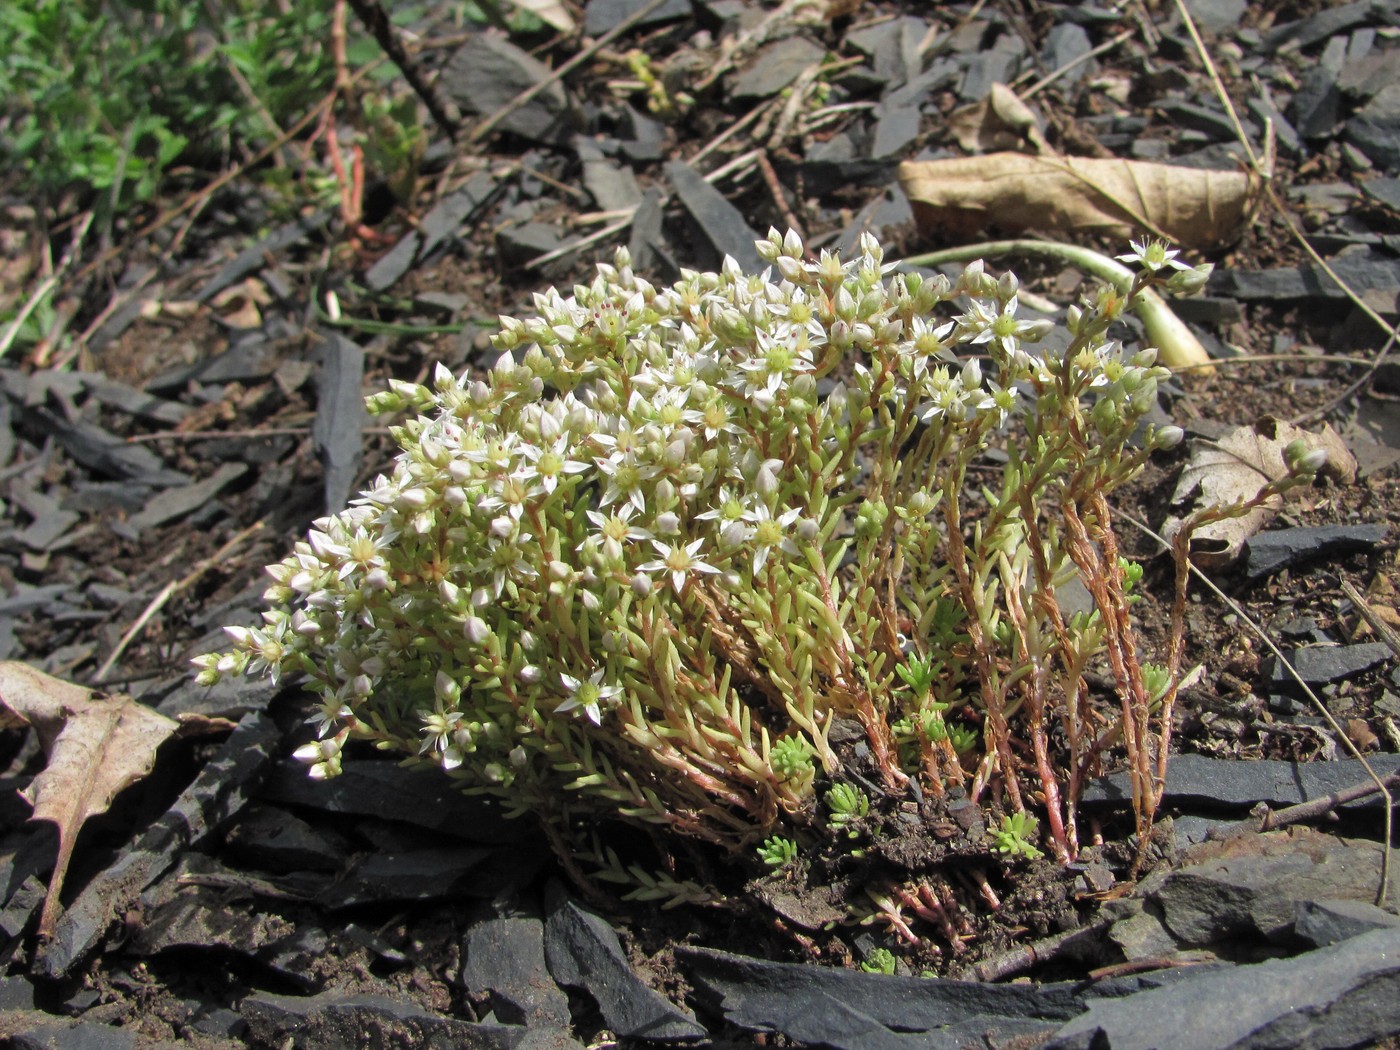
left=509, top=0, right=575, bottom=33
left=898, top=151, right=1260, bottom=249
left=949, top=83, right=1050, bottom=155
left=1162, top=418, right=1357, bottom=567
left=0, top=661, right=182, bottom=937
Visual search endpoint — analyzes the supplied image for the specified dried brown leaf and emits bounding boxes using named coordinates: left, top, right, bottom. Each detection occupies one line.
left=509, top=0, right=575, bottom=33
left=0, top=662, right=181, bottom=937
left=1162, top=418, right=1357, bottom=567
left=898, top=151, right=1260, bottom=249
left=948, top=83, right=1049, bottom=155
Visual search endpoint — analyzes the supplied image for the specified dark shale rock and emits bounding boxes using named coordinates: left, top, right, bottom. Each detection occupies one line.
left=311, top=331, right=366, bottom=515
left=365, top=175, right=496, bottom=292
left=846, top=16, right=928, bottom=88
left=614, top=107, right=666, bottom=163
left=442, top=35, right=576, bottom=144
left=223, top=804, right=348, bottom=874
left=258, top=757, right=533, bottom=844
left=1362, top=175, right=1400, bottom=209
left=583, top=0, right=691, bottom=36
left=1144, top=828, right=1400, bottom=948
left=0, top=974, right=37, bottom=1011
left=1156, top=97, right=1251, bottom=141
left=126, top=462, right=248, bottom=532
left=242, top=991, right=526, bottom=1050
left=679, top=946, right=1121, bottom=1050
left=1294, top=897, right=1400, bottom=948
left=664, top=159, right=764, bottom=274
left=576, top=139, right=642, bottom=212
left=198, top=209, right=333, bottom=303
left=463, top=915, right=572, bottom=1028
left=1348, top=82, right=1400, bottom=172
left=133, top=884, right=329, bottom=990
left=1082, top=752, right=1400, bottom=811
left=5, top=1019, right=140, bottom=1050
left=729, top=36, right=826, bottom=101
left=1264, top=640, right=1393, bottom=691
left=1262, top=0, right=1397, bottom=53
left=1242, top=523, right=1389, bottom=581
left=36, top=710, right=282, bottom=978
left=1046, top=927, right=1400, bottom=1050
left=544, top=893, right=706, bottom=1042
left=329, top=847, right=493, bottom=908
left=958, top=35, right=1026, bottom=102
left=1179, top=0, right=1249, bottom=36
left=1040, top=22, right=1093, bottom=83
left=1210, top=250, right=1400, bottom=302
left=1288, top=40, right=1346, bottom=141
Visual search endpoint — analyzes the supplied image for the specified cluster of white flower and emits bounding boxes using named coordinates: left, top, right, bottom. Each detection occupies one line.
left=195, top=229, right=1182, bottom=852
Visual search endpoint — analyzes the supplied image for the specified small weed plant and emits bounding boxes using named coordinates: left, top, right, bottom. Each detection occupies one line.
left=199, top=230, right=1318, bottom=886
left=0, top=0, right=334, bottom=210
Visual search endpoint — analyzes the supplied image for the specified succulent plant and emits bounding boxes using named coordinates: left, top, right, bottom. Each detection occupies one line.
left=197, top=229, right=1214, bottom=871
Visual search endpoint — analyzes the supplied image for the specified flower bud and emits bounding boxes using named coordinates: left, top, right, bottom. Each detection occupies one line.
left=465, top=616, right=493, bottom=645
left=1286, top=440, right=1328, bottom=475
left=1164, top=263, right=1213, bottom=296
left=655, top=478, right=677, bottom=509
left=1152, top=425, right=1185, bottom=451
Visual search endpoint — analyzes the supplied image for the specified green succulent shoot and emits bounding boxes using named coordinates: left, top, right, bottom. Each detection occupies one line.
left=758, top=836, right=799, bottom=868
left=860, top=947, right=897, bottom=974
left=990, top=812, right=1043, bottom=861
left=825, top=782, right=870, bottom=835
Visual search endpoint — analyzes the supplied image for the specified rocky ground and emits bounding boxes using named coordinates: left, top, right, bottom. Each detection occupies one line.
left=1, top=0, right=1399, bottom=1047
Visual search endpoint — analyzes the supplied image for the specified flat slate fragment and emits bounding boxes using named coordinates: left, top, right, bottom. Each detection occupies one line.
left=126, top=462, right=248, bottom=532
left=328, top=847, right=492, bottom=908
left=544, top=894, right=706, bottom=1042
left=1242, top=522, right=1389, bottom=581
left=23, top=406, right=188, bottom=487
left=199, top=210, right=333, bottom=302
left=1261, top=0, right=1394, bottom=52
left=664, top=159, right=765, bottom=274
left=1082, top=752, right=1400, bottom=810
left=6, top=1019, right=140, bottom=1050
left=1265, top=639, right=1392, bottom=690
left=242, top=991, right=525, bottom=1050
left=1294, top=898, right=1400, bottom=947
left=1046, top=928, right=1400, bottom=1050
left=1145, top=828, right=1400, bottom=947
left=680, top=946, right=1093, bottom=1050
left=462, top=915, right=572, bottom=1028
left=312, top=331, right=367, bottom=514
left=729, top=37, right=826, bottom=100
left=365, top=176, right=495, bottom=292
left=258, top=758, right=533, bottom=844
left=1210, top=250, right=1400, bottom=302
left=133, top=885, right=328, bottom=989
left=442, top=34, right=575, bottom=144
left=584, top=0, right=691, bottom=36
left=1347, top=82, right=1400, bottom=171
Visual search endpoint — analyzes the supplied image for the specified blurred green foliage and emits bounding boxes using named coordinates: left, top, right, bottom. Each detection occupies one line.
left=0, top=0, right=338, bottom=212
